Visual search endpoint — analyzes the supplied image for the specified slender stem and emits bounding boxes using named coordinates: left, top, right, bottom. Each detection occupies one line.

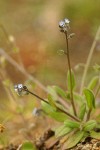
left=65, top=31, right=77, bottom=116
left=26, top=89, right=48, bottom=104
left=24, top=88, right=80, bottom=122
left=57, top=107, right=80, bottom=122
left=80, top=26, right=100, bottom=94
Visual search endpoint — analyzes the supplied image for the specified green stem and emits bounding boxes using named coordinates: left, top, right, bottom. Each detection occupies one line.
left=24, top=88, right=80, bottom=122
left=80, top=26, right=100, bottom=94
left=65, top=31, right=77, bottom=116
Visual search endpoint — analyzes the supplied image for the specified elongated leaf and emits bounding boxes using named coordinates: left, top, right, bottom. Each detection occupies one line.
left=50, top=111, right=67, bottom=122
left=66, top=92, right=84, bottom=105
left=64, top=120, right=80, bottom=128
left=41, top=101, right=56, bottom=113
left=48, top=94, right=56, bottom=108
left=81, top=132, right=89, bottom=142
left=62, top=131, right=84, bottom=149
left=55, top=125, right=72, bottom=137
left=88, top=76, right=99, bottom=90
left=41, top=101, right=67, bottom=122
left=90, top=131, right=100, bottom=139
left=47, top=86, right=58, bottom=100
left=83, top=88, right=95, bottom=109
left=83, top=120, right=97, bottom=131
left=53, top=86, right=68, bottom=100
left=73, top=92, right=84, bottom=102
left=67, top=70, right=76, bottom=90
left=21, top=141, right=37, bottom=150
left=79, top=103, right=86, bottom=120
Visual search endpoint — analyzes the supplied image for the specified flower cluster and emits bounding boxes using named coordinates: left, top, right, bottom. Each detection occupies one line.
left=14, top=84, right=29, bottom=96
left=59, top=18, right=70, bottom=33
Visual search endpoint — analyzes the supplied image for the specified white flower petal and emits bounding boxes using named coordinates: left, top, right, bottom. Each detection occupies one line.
left=64, top=18, right=70, bottom=24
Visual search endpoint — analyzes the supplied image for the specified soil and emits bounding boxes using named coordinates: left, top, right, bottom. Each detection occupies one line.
left=1, top=129, right=100, bottom=150
left=35, top=130, right=100, bottom=150
left=71, top=138, right=100, bottom=150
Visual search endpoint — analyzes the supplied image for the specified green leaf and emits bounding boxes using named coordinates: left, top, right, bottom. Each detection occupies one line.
left=83, top=120, right=97, bottom=131
left=64, top=120, right=80, bottom=128
left=67, top=92, right=83, bottom=102
left=47, top=86, right=58, bottom=100
left=73, top=92, right=84, bottom=102
left=88, top=76, right=99, bottom=90
left=62, top=131, right=84, bottom=149
left=48, top=94, right=56, bottom=108
left=41, top=101, right=67, bottom=122
left=67, top=70, right=76, bottom=90
left=90, top=131, right=100, bottom=140
left=41, top=101, right=56, bottom=113
left=55, top=125, right=72, bottom=137
left=53, top=86, right=68, bottom=100
left=79, top=103, right=86, bottom=120
left=83, top=88, right=95, bottom=109
left=81, top=132, right=89, bottom=143
left=21, top=141, right=37, bottom=150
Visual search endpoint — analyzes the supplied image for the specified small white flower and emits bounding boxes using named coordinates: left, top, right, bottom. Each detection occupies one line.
left=64, top=18, right=70, bottom=24
left=14, top=84, right=23, bottom=96
left=59, top=21, right=65, bottom=28
left=18, top=84, right=23, bottom=90
left=14, top=84, right=28, bottom=96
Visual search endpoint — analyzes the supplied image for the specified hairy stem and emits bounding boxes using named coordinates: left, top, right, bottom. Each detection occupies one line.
left=24, top=88, right=80, bottom=122
left=80, top=26, right=100, bottom=94
left=65, top=31, right=77, bottom=116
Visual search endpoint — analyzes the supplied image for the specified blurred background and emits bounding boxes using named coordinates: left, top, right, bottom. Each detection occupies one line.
left=0, top=0, right=100, bottom=146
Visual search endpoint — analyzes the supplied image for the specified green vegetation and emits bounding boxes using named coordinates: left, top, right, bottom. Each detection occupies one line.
left=0, top=1, right=100, bottom=149
left=14, top=19, right=100, bottom=149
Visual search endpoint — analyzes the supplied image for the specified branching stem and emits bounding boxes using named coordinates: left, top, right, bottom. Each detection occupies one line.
left=65, top=31, right=77, bottom=116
